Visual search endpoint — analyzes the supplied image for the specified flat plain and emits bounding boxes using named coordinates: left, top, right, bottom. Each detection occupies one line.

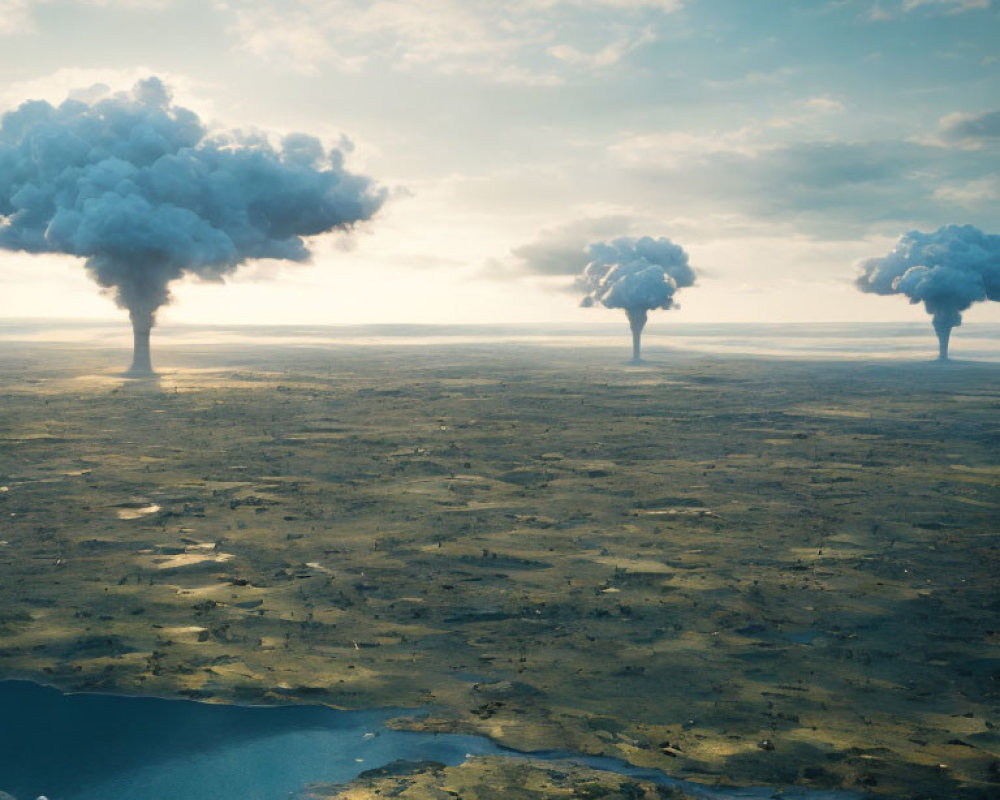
left=0, top=339, right=997, bottom=799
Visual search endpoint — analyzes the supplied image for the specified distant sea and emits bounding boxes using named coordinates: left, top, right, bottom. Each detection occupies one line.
left=1, top=319, right=998, bottom=362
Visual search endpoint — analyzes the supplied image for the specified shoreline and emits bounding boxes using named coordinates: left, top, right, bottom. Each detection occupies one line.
left=0, top=678, right=863, bottom=800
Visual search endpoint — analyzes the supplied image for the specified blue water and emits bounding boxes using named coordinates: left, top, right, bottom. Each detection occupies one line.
left=0, top=681, right=860, bottom=800
left=0, top=681, right=495, bottom=800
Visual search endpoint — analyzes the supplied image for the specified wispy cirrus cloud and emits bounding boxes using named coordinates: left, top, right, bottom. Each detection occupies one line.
left=605, top=128, right=1000, bottom=237
left=607, top=97, right=848, bottom=169
left=901, top=0, right=990, bottom=12
left=939, top=109, right=1000, bottom=144
left=608, top=129, right=768, bottom=169
left=804, top=96, right=846, bottom=113
left=0, top=0, right=34, bottom=34
left=0, top=0, right=172, bottom=33
left=865, top=0, right=990, bottom=20
left=703, top=66, right=798, bottom=91
left=554, top=0, right=681, bottom=8
left=932, top=175, right=1000, bottom=205
left=219, top=0, right=675, bottom=81
left=548, top=26, right=656, bottom=69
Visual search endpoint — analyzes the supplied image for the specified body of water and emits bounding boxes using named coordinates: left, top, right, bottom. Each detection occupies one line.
left=0, top=681, right=860, bottom=800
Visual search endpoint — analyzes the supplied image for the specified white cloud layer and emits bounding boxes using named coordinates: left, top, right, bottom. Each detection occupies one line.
left=939, top=109, right=1000, bottom=144
left=0, top=0, right=173, bottom=34
left=219, top=0, right=673, bottom=79
left=901, top=0, right=990, bottom=12
left=0, top=0, right=34, bottom=34
left=866, top=0, right=991, bottom=19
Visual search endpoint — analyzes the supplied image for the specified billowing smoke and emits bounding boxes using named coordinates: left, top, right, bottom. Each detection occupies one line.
left=578, top=236, right=695, bottom=362
left=856, top=224, right=1000, bottom=360
left=0, top=78, right=386, bottom=374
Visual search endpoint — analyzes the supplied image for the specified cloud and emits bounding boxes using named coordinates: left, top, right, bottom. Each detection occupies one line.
left=609, top=134, right=1000, bottom=236
left=576, top=236, right=696, bottom=354
left=865, top=0, right=990, bottom=19
left=229, top=8, right=363, bottom=76
left=0, top=0, right=34, bottom=34
left=866, top=2, right=895, bottom=19
left=0, top=0, right=174, bottom=35
left=554, top=0, right=682, bottom=8
left=220, top=0, right=677, bottom=81
left=901, top=0, right=990, bottom=12
left=804, top=96, right=846, bottom=113
left=704, top=67, right=797, bottom=90
left=609, top=102, right=848, bottom=171
left=81, top=0, right=174, bottom=6
left=226, top=0, right=532, bottom=78
left=932, top=175, right=1000, bottom=205
left=609, top=129, right=766, bottom=169
left=856, top=224, right=1000, bottom=355
left=0, top=77, right=386, bottom=328
left=939, top=109, right=1000, bottom=144
left=547, top=26, right=655, bottom=69
left=510, top=216, right=639, bottom=276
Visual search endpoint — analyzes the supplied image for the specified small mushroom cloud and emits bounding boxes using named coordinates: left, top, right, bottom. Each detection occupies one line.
left=577, top=235, right=696, bottom=362
left=856, top=224, right=1000, bottom=360
left=0, top=77, right=386, bottom=371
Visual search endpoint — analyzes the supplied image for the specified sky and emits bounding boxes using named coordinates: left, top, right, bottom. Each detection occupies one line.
left=0, top=0, right=998, bottom=327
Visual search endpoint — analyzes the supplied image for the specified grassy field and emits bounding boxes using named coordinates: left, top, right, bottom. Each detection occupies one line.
left=0, top=341, right=997, bottom=798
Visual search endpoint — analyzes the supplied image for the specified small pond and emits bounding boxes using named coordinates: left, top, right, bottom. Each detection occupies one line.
left=0, top=681, right=859, bottom=800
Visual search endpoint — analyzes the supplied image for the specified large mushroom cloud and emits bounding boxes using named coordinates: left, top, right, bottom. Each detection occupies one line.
left=856, top=225, right=1000, bottom=361
left=577, top=236, right=696, bottom=363
left=0, top=77, right=386, bottom=375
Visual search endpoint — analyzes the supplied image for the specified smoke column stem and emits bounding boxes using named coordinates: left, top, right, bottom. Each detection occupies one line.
left=934, top=316, right=952, bottom=362
left=626, top=307, right=647, bottom=363
left=128, top=313, right=153, bottom=377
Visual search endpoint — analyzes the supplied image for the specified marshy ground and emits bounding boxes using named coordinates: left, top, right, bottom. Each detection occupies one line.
left=0, top=341, right=997, bottom=798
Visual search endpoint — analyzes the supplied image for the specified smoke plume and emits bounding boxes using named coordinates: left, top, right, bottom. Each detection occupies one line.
left=577, top=236, right=695, bottom=362
left=856, top=224, right=1000, bottom=360
left=0, top=77, right=386, bottom=374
